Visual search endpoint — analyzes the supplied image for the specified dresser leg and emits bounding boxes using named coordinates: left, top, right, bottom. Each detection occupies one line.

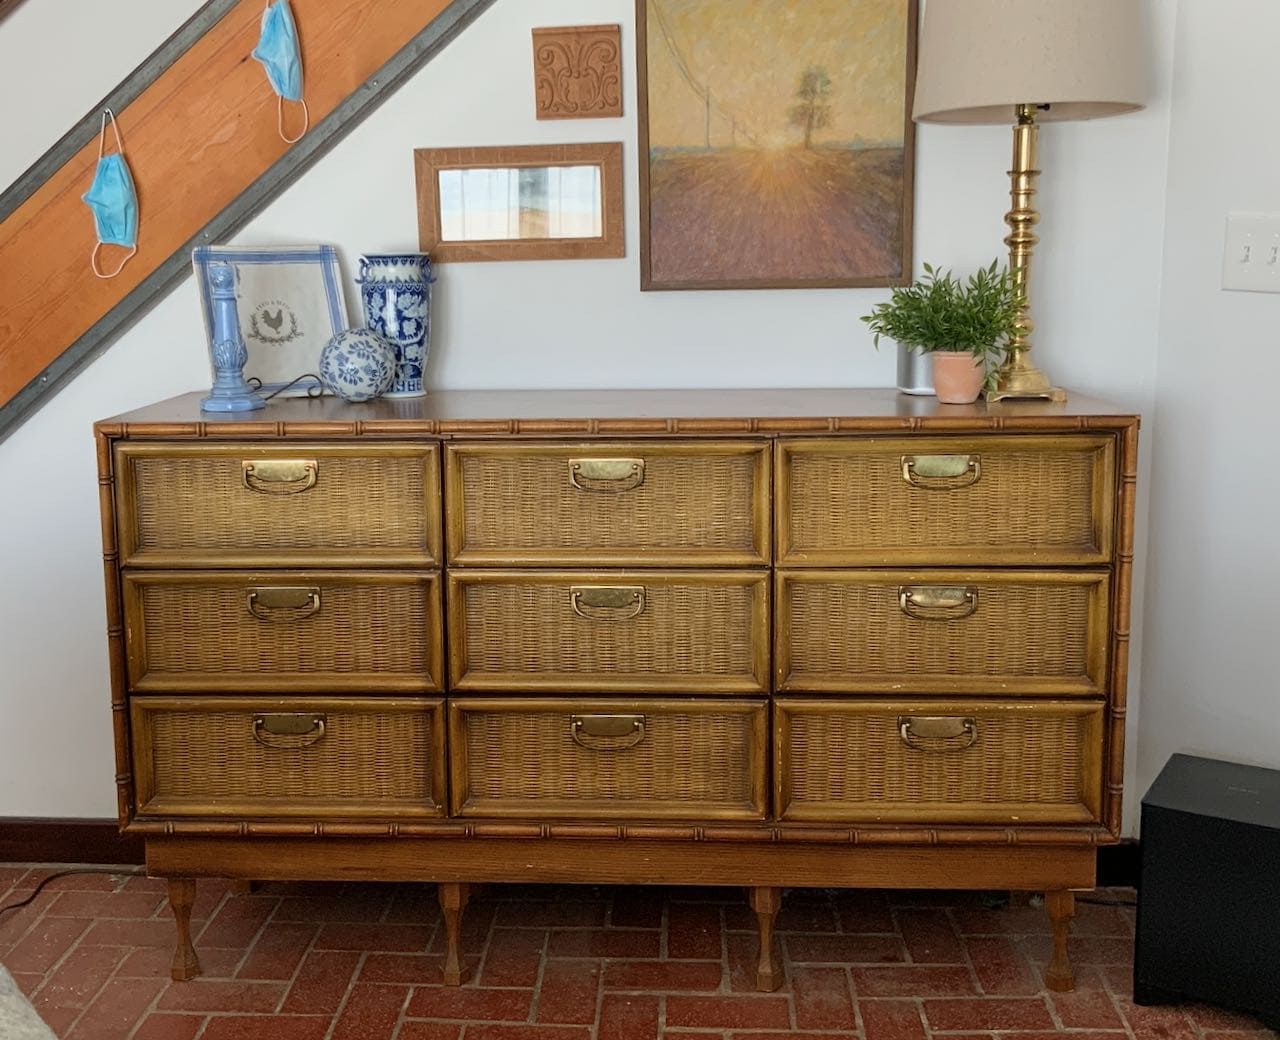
left=439, top=882, right=472, bottom=986
left=1044, top=889, right=1075, bottom=992
left=167, top=877, right=201, bottom=981
left=748, top=885, right=784, bottom=992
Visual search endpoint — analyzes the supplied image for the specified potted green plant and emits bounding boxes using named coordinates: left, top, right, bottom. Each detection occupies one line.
left=862, top=260, right=1023, bottom=404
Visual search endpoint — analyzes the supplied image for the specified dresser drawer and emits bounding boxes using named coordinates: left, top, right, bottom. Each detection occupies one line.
left=775, top=698, right=1104, bottom=824
left=130, top=696, right=446, bottom=818
left=448, top=570, right=770, bottom=693
left=123, top=570, right=444, bottom=693
left=114, top=443, right=441, bottom=567
left=776, top=570, right=1109, bottom=695
left=444, top=441, right=771, bottom=566
left=449, top=697, right=767, bottom=819
left=776, top=435, right=1115, bottom=566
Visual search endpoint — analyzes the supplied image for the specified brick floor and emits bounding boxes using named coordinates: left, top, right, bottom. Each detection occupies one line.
left=0, top=866, right=1274, bottom=1040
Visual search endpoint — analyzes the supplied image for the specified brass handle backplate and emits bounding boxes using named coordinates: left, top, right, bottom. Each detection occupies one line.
left=571, top=714, right=647, bottom=751
left=568, top=457, right=645, bottom=493
left=901, top=454, right=981, bottom=490
left=253, top=713, right=327, bottom=749
left=898, top=585, right=978, bottom=621
left=569, top=585, right=645, bottom=621
left=243, top=458, right=318, bottom=495
left=898, top=715, right=978, bottom=752
left=247, top=586, right=321, bottom=622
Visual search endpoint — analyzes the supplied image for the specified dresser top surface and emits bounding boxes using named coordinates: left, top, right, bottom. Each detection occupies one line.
left=98, top=387, right=1139, bottom=436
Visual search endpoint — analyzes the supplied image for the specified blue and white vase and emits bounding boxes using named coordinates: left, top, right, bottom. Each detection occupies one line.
left=357, top=253, right=435, bottom=398
left=318, top=328, right=397, bottom=402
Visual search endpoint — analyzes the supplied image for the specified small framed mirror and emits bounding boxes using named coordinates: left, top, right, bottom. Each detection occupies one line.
left=414, top=142, right=624, bottom=262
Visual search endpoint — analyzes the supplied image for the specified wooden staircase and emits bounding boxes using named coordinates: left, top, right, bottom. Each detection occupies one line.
left=0, top=0, right=495, bottom=441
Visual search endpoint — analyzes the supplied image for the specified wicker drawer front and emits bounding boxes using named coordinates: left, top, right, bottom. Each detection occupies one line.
left=448, top=570, right=770, bottom=693
left=115, top=443, right=441, bottom=567
left=450, top=697, right=767, bottom=819
left=776, top=570, right=1109, bottom=695
left=776, top=698, right=1104, bottom=824
left=445, top=441, right=771, bottom=566
left=123, top=570, right=443, bottom=693
left=131, top=696, right=446, bottom=818
left=777, top=435, right=1115, bottom=566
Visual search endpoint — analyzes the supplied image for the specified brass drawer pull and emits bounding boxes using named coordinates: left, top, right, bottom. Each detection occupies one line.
left=901, top=454, right=981, bottom=490
left=898, top=715, right=978, bottom=751
left=568, top=457, right=645, bottom=493
left=253, top=713, right=327, bottom=749
left=898, top=585, right=978, bottom=621
left=571, top=714, right=647, bottom=750
left=246, top=586, right=321, bottom=621
left=242, top=458, right=318, bottom=495
left=569, top=585, right=646, bottom=621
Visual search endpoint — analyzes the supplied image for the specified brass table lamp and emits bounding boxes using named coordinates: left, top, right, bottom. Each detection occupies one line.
left=912, top=0, right=1146, bottom=402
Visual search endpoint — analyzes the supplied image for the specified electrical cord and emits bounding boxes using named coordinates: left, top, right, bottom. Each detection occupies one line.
left=0, top=867, right=147, bottom=918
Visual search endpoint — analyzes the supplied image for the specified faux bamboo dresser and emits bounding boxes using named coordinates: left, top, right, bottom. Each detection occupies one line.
left=95, top=388, right=1139, bottom=993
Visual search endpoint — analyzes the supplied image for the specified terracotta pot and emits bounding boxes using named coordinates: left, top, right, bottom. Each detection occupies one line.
left=930, top=352, right=986, bottom=404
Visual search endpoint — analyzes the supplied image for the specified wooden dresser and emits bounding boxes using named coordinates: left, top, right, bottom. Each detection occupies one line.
left=94, top=388, right=1139, bottom=993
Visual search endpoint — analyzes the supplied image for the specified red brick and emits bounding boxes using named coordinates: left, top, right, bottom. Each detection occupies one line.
left=83, top=917, right=182, bottom=949
left=199, top=1016, right=330, bottom=1040
left=10, top=972, right=44, bottom=997
left=1100, top=963, right=1133, bottom=994
left=791, top=964, right=855, bottom=1031
left=359, top=952, right=446, bottom=984
left=943, top=1034, right=1127, bottom=1040
left=157, top=979, right=286, bottom=1013
left=117, top=946, right=181, bottom=978
left=775, top=900, right=839, bottom=933
left=4, top=915, right=91, bottom=972
left=280, top=950, right=361, bottom=1014
left=0, top=891, right=60, bottom=946
left=852, top=965, right=978, bottom=997
left=131, top=1013, right=207, bottom=1040
left=314, top=921, right=432, bottom=952
left=236, top=921, right=317, bottom=980
left=535, top=958, right=601, bottom=1024
left=1116, top=997, right=1200, bottom=1040
left=923, top=997, right=1055, bottom=1031
left=406, top=984, right=533, bottom=1021
left=427, top=901, right=495, bottom=956
left=275, top=887, right=393, bottom=923
left=46, top=889, right=166, bottom=918
left=603, top=960, right=723, bottom=992
left=1048, top=966, right=1125, bottom=1029
left=965, top=935, right=1039, bottom=996
left=399, top=1025, right=463, bottom=1040
left=37, top=1003, right=85, bottom=1035
left=665, top=995, right=792, bottom=1030
left=786, top=933, right=907, bottom=965
left=660, top=1033, right=724, bottom=1040
left=666, top=903, right=723, bottom=960
left=547, top=927, right=660, bottom=959
left=32, top=943, right=128, bottom=1014
left=479, top=927, right=547, bottom=987
left=461, top=1027, right=592, bottom=1040
left=197, top=897, right=278, bottom=949
left=1202, top=1032, right=1280, bottom=1040
left=898, top=908, right=966, bottom=963
left=609, top=889, right=664, bottom=928
left=65, top=976, right=167, bottom=1040
left=860, top=998, right=928, bottom=1040
left=1021, top=934, right=1135, bottom=967
left=388, top=884, right=444, bottom=925
left=725, top=932, right=764, bottom=994
left=835, top=891, right=896, bottom=934
left=122, top=875, right=170, bottom=895
left=330, top=982, right=408, bottom=1040
left=729, top=1034, right=857, bottom=1040
left=493, top=899, right=607, bottom=929
left=598, top=994, right=659, bottom=1040
left=1185, top=1002, right=1277, bottom=1031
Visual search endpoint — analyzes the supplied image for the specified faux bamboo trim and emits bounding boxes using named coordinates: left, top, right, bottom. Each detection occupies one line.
left=97, top=428, right=133, bottom=826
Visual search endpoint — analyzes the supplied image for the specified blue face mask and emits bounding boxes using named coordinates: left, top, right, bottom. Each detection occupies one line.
left=252, top=0, right=309, bottom=142
left=81, top=109, right=138, bottom=279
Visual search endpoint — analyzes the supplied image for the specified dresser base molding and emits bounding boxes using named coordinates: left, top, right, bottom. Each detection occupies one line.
left=146, top=836, right=1094, bottom=991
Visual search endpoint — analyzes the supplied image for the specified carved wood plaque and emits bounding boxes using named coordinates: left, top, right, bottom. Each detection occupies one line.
left=533, top=24, right=623, bottom=120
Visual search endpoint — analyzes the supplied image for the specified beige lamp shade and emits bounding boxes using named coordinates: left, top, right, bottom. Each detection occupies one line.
left=913, top=0, right=1146, bottom=124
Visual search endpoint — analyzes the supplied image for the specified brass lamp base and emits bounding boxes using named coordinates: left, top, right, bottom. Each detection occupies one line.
left=986, top=353, right=1066, bottom=403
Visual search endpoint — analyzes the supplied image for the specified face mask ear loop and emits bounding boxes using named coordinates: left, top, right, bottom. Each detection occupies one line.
left=277, top=95, right=309, bottom=143
left=91, top=241, right=137, bottom=279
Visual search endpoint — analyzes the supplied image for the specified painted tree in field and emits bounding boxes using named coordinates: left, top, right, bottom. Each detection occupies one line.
left=788, top=65, right=833, bottom=149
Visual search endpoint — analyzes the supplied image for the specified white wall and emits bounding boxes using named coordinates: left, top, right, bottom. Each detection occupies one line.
left=0, top=0, right=1177, bottom=829
left=1138, top=2, right=1280, bottom=792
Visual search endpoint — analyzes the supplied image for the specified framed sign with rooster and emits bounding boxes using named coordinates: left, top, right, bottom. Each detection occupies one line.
left=192, top=245, right=348, bottom=396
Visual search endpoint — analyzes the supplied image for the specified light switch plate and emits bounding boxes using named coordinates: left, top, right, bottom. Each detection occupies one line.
left=1222, top=212, right=1280, bottom=293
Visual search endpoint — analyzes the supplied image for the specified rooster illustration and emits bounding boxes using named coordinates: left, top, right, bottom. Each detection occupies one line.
left=260, top=308, right=285, bottom=332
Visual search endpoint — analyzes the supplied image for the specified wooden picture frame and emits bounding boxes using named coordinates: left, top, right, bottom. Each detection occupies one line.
left=636, top=0, right=918, bottom=291
left=414, top=143, right=625, bottom=263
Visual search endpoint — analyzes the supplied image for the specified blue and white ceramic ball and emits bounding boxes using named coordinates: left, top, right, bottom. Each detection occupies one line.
left=318, top=328, right=397, bottom=402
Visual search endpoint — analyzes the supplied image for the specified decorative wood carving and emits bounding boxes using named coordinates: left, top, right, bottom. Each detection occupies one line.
left=533, top=24, right=623, bottom=119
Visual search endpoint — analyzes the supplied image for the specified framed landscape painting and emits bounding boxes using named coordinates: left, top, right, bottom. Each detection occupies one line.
left=637, top=0, right=917, bottom=290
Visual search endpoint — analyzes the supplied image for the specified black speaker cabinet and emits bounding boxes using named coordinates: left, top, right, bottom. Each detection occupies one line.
left=1135, top=753, right=1280, bottom=1028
